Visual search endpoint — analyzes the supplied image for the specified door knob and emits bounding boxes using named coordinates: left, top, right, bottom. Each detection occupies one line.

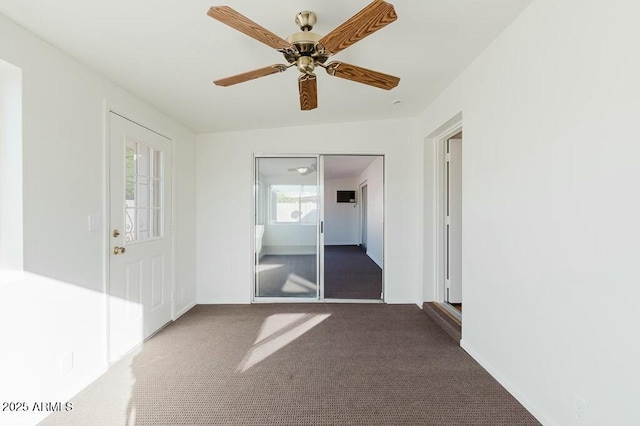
left=112, top=229, right=120, bottom=238
left=113, top=246, right=126, bottom=255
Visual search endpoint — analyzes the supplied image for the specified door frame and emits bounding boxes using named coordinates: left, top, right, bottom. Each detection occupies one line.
left=103, top=103, right=177, bottom=365
left=251, top=153, right=322, bottom=303
left=251, top=152, right=385, bottom=303
left=425, top=114, right=462, bottom=319
left=445, top=137, right=462, bottom=305
left=358, top=180, right=368, bottom=251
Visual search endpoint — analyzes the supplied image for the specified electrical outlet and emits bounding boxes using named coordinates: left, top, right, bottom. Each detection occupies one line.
left=575, top=396, right=588, bottom=423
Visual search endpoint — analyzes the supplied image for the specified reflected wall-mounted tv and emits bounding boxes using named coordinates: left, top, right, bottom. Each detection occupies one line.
left=337, top=190, right=356, bottom=203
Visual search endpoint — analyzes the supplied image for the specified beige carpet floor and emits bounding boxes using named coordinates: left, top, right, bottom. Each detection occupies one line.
left=41, top=304, right=539, bottom=425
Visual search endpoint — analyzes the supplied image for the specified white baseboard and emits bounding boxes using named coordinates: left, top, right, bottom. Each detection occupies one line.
left=262, top=245, right=316, bottom=256
left=197, top=299, right=251, bottom=305
left=384, top=299, right=419, bottom=305
left=460, top=340, right=551, bottom=426
left=174, top=301, right=196, bottom=319
left=367, top=252, right=383, bottom=268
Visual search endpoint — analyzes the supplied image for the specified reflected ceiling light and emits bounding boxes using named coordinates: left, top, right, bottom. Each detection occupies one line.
left=296, top=167, right=309, bottom=174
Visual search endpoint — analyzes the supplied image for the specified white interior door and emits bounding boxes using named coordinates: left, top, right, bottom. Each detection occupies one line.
left=109, top=113, right=173, bottom=362
left=446, top=138, right=462, bottom=303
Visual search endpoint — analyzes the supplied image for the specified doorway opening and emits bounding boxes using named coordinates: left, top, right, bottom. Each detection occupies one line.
left=252, top=154, right=384, bottom=302
left=323, top=156, right=383, bottom=300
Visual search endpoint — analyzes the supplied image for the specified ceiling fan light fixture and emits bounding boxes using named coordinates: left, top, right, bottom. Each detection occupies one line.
left=296, top=56, right=315, bottom=74
left=296, top=167, right=309, bottom=174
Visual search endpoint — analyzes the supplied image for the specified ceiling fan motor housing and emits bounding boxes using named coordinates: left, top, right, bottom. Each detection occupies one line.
left=284, top=31, right=328, bottom=64
left=284, top=11, right=329, bottom=68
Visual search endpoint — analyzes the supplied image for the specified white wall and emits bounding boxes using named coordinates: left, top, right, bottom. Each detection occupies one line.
left=324, top=177, right=359, bottom=245
left=262, top=224, right=317, bottom=254
left=197, top=119, right=422, bottom=304
left=0, top=12, right=197, bottom=425
left=420, top=0, right=640, bottom=424
left=356, top=157, right=384, bottom=268
left=0, top=58, right=22, bottom=270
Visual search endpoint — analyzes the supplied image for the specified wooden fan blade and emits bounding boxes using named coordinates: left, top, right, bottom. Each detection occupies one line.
left=317, top=0, right=397, bottom=56
left=214, top=64, right=288, bottom=87
left=298, top=74, right=318, bottom=111
left=207, top=6, right=292, bottom=50
left=325, top=61, right=399, bottom=90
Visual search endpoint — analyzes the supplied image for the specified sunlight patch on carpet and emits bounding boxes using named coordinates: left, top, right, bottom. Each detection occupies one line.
left=237, top=313, right=330, bottom=373
left=256, top=264, right=283, bottom=272
left=281, top=274, right=316, bottom=293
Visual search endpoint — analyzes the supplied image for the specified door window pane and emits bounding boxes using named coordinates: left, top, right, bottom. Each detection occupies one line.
left=152, top=179, right=161, bottom=208
left=137, top=179, right=150, bottom=208
left=126, top=144, right=136, bottom=203
left=152, top=209, right=162, bottom=237
left=152, top=150, right=161, bottom=179
left=125, top=140, right=163, bottom=242
left=137, top=144, right=151, bottom=177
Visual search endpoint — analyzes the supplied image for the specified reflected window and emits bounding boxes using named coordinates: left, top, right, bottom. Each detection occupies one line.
left=270, top=185, right=317, bottom=224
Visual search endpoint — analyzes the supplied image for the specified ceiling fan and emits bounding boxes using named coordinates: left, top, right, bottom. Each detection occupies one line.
left=207, top=0, right=400, bottom=111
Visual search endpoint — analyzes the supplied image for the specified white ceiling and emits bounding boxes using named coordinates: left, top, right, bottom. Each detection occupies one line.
left=0, top=0, right=532, bottom=133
